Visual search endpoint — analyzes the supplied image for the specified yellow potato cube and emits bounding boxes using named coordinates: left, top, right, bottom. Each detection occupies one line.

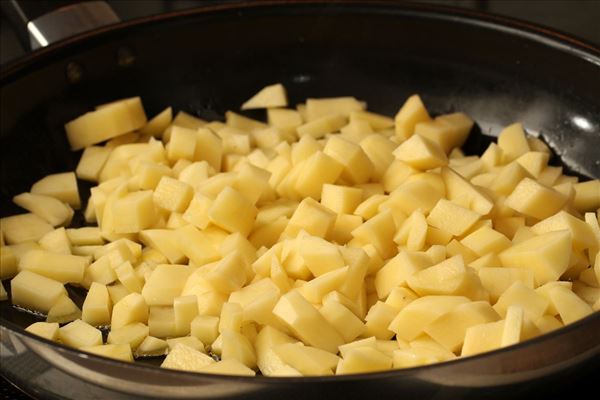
left=19, top=249, right=88, bottom=284
left=427, top=199, right=481, bottom=236
left=294, top=151, right=343, bottom=200
left=111, top=190, right=157, bottom=233
left=219, top=302, right=243, bottom=333
left=242, top=83, right=287, bottom=110
left=505, top=178, right=567, bottom=220
left=133, top=161, right=172, bottom=191
left=515, top=152, right=549, bottom=178
left=114, top=261, right=143, bottom=293
left=297, top=114, right=347, bottom=139
left=161, top=343, right=215, bottom=372
left=285, top=197, right=336, bottom=238
left=191, top=315, right=220, bottom=346
left=111, top=292, right=149, bottom=329
left=1, top=213, right=53, bottom=244
left=460, top=226, right=511, bottom=256
left=0, top=246, right=18, bottom=280
left=82, top=344, right=133, bottom=362
left=38, top=228, right=71, bottom=255
left=65, top=98, right=146, bottom=150
left=107, top=322, right=149, bottom=350
left=319, top=301, right=365, bottom=342
left=497, top=123, right=530, bottom=162
left=352, top=209, right=396, bottom=259
left=531, top=210, right=596, bottom=252
left=572, top=180, right=600, bottom=212
left=274, top=343, right=339, bottom=375
left=323, top=136, right=374, bottom=184
left=106, top=283, right=131, bottom=305
left=59, top=319, right=103, bottom=348
left=364, top=301, right=398, bottom=340
left=493, top=281, right=549, bottom=320
left=208, top=187, right=257, bottom=236
left=273, top=290, right=344, bottom=353
left=254, top=326, right=299, bottom=376
left=200, top=359, right=256, bottom=376
left=142, top=264, right=191, bottom=306
left=139, top=107, right=172, bottom=137
left=298, top=266, right=348, bottom=303
left=394, top=94, right=431, bottom=141
left=298, top=235, right=344, bottom=277
left=392, top=133, right=448, bottom=170
left=172, top=111, right=206, bottom=130
left=221, top=330, right=256, bottom=368
left=268, top=108, right=303, bottom=132
left=395, top=210, right=428, bottom=251
left=166, top=336, right=205, bottom=353
left=46, top=294, right=81, bottom=324
left=461, top=320, right=505, bottom=356
left=305, top=97, right=364, bottom=121
left=13, top=192, right=74, bottom=227
left=547, top=286, right=593, bottom=325
left=392, top=347, right=450, bottom=368
left=331, top=213, right=363, bottom=244
left=25, top=322, right=60, bottom=341
left=441, top=167, right=494, bottom=215
left=388, top=295, right=470, bottom=341
left=359, top=134, right=397, bottom=181
left=30, top=172, right=80, bottom=209
left=374, top=251, right=430, bottom=299
left=82, top=282, right=112, bottom=326
left=478, top=267, right=534, bottom=303
left=76, top=146, right=112, bottom=182
left=174, top=224, right=220, bottom=267
left=148, top=306, right=176, bottom=337
left=424, top=301, right=499, bottom=353
left=499, top=230, right=572, bottom=285
left=153, top=176, right=193, bottom=213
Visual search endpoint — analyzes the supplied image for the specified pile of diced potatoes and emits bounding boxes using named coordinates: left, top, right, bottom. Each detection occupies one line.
left=1, top=83, right=599, bottom=377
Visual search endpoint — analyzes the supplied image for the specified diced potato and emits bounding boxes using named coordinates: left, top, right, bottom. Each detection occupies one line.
left=497, top=123, right=529, bottom=162
left=208, top=187, right=257, bottom=236
left=135, top=335, right=167, bottom=357
left=493, top=281, right=549, bottom=320
left=39, top=228, right=71, bottom=254
left=142, top=264, right=191, bottom=306
left=323, top=136, right=374, bottom=184
left=139, top=107, right=172, bottom=137
left=47, top=294, right=81, bottom=324
left=82, top=282, right=112, bottom=326
left=82, top=344, right=133, bottom=362
left=364, top=301, right=398, bottom=340
left=393, top=133, right=448, bottom=170
left=478, top=267, right=534, bottom=303
left=531, top=210, right=596, bottom=252
left=59, top=319, right=103, bottom=348
left=427, top=199, right=481, bottom=237
left=242, top=83, right=287, bottom=110
left=305, top=97, right=364, bottom=121
left=374, top=251, right=430, bottom=299
left=19, top=249, right=88, bottom=284
left=13, top=192, right=74, bottom=227
left=25, top=322, right=60, bottom=341
left=460, top=226, right=511, bottom=257
left=153, top=176, right=193, bottom=213
left=76, top=146, right=112, bottom=182
left=1, top=214, right=53, bottom=244
left=572, top=180, right=600, bottom=212
left=319, top=300, right=365, bottom=342
left=461, top=320, right=505, bottom=356
left=161, top=343, right=215, bottom=372
left=139, top=229, right=186, bottom=264
left=394, top=94, right=431, bottom=141
left=11, top=270, right=66, bottom=313
left=285, top=197, right=336, bottom=238
left=505, top=178, right=567, bottom=220
left=273, top=343, right=339, bottom=375
left=111, top=293, right=149, bottom=329
left=547, top=286, right=593, bottom=325
left=199, top=359, right=256, bottom=376
left=30, top=172, right=80, bottom=209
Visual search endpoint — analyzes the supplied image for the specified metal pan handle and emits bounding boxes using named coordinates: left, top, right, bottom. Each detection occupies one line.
left=1, top=0, right=119, bottom=50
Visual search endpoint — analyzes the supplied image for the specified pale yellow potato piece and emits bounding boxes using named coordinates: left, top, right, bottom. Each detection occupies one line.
left=337, top=347, right=392, bottom=375
left=499, top=230, right=572, bottom=286
left=350, top=110, right=394, bottom=130
left=254, top=326, right=299, bottom=376
left=493, top=281, right=549, bottom=320
left=515, top=152, right=549, bottom=178
left=208, top=187, right=257, bottom=236
left=221, top=330, right=256, bottom=368
left=505, top=178, right=567, bottom=220
left=460, top=226, right=511, bottom=257
left=294, top=151, right=344, bottom=200
left=273, top=290, right=344, bottom=353
left=497, top=123, right=530, bottom=162
left=107, top=322, right=149, bottom=350
left=174, top=224, right=220, bottom=266
left=478, top=267, right=534, bottom=303
left=191, top=315, right=220, bottom=346
left=142, top=264, right=191, bottom=306
left=59, top=319, right=103, bottom=348
left=0, top=246, right=18, bottom=279
left=65, top=98, right=147, bottom=150
left=274, top=343, right=339, bottom=375
left=166, top=336, right=205, bottom=353
left=30, top=172, right=80, bottom=209
left=153, top=176, right=193, bottom=213
left=135, top=335, right=168, bottom=357
left=268, top=108, right=303, bottom=132
left=531, top=210, right=596, bottom=252
left=572, top=180, right=600, bottom=212
left=364, top=301, right=398, bottom=340
left=352, top=209, right=397, bottom=259
left=392, top=346, right=453, bottom=369
left=547, top=286, right=593, bottom=325
left=424, top=301, right=499, bottom=353
left=501, top=305, right=523, bottom=347
left=13, top=192, right=74, bottom=227
left=111, top=292, right=149, bottom=329
left=25, top=322, right=60, bottom=341
left=393, top=133, right=448, bottom=170
left=305, top=97, right=364, bottom=121
left=39, top=228, right=71, bottom=254
left=167, top=126, right=197, bottom=162
left=139, top=107, right=172, bottom=137
left=426, top=199, right=481, bottom=237
left=389, top=295, right=470, bottom=341
left=461, top=320, right=504, bottom=356
left=297, top=114, right=347, bottom=139
left=76, top=146, right=112, bottom=182
left=82, top=344, right=133, bottom=362
left=374, top=251, right=430, bottom=299
left=200, top=359, right=256, bottom=376
left=11, top=270, right=66, bottom=313
left=139, top=229, right=186, bottom=264
left=323, top=136, right=374, bottom=184
left=161, top=343, right=215, bottom=372
left=242, top=83, right=287, bottom=110
left=319, top=300, right=365, bottom=342
left=82, top=282, right=112, bottom=326
left=441, top=167, right=494, bottom=215
left=285, top=197, right=336, bottom=238
left=1, top=213, right=53, bottom=244
left=205, top=251, right=247, bottom=294
left=394, top=94, right=431, bottom=141
left=44, top=293, right=80, bottom=324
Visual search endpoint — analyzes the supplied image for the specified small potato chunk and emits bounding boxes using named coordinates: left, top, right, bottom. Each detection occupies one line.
left=1, top=214, right=53, bottom=244
left=59, top=319, right=103, bottom=348
left=19, top=249, right=89, bottom=283
left=427, top=199, right=481, bottom=236
left=26, top=322, right=60, bottom=341
left=572, top=180, right=600, bottom=212
left=1, top=246, right=19, bottom=280
left=13, top=192, right=74, bottom=227
left=111, top=293, right=149, bottom=329
left=142, top=264, right=191, bottom=306
left=47, top=294, right=81, bottom=324
left=497, top=123, right=529, bottom=162
left=112, top=191, right=157, bottom=233
left=323, top=136, right=374, bottom=184
left=135, top=336, right=168, bottom=357
left=82, top=282, right=112, bottom=326
left=208, top=187, right=257, bottom=236
left=82, top=344, right=133, bottom=362
left=242, top=83, right=288, bottom=110
left=547, top=286, right=593, bottom=325
left=394, top=94, right=431, bottom=141
left=30, top=172, right=80, bottom=209
left=39, top=228, right=71, bottom=254
left=153, top=176, right=193, bottom=213
left=305, top=97, right=364, bottom=121
left=76, top=146, right=112, bottom=182
left=107, top=322, right=149, bottom=350
left=11, top=270, right=66, bottom=313
left=338, top=347, right=392, bottom=374
left=161, top=343, right=215, bottom=372
left=392, top=133, right=448, bottom=170
left=199, top=359, right=256, bottom=376
left=461, top=320, right=505, bottom=356
left=284, top=197, right=337, bottom=238
left=139, top=107, right=172, bottom=137
left=505, top=178, right=567, bottom=220
left=274, top=343, right=339, bottom=375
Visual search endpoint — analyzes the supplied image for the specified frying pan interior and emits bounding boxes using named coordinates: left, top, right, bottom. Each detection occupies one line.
left=0, top=1, right=599, bottom=398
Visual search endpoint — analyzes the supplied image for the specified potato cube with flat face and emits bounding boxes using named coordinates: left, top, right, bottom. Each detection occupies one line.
left=394, top=94, right=431, bottom=141
left=31, top=172, right=80, bottom=209
left=142, top=264, right=191, bottom=306
left=1, top=214, right=53, bottom=244
left=268, top=108, right=303, bottom=131
left=305, top=97, right=364, bottom=121
left=166, top=336, right=205, bottom=353
left=374, top=251, right=430, bottom=299
left=323, top=136, right=374, bottom=184
left=274, top=343, right=339, bottom=375
left=167, top=126, right=197, bottom=162
left=59, top=319, right=103, bottom=348
left=191, top=315, right=220, bottom=346
left=460, top=226, right=511, bottom=256
left=76, top=146, right=112, bottom=182
left=11, top=270, right=66, bottom=313
left=424, top=301, right=499, bottom=353
left=298, top=235, right=344, bottom=277
left=505, top=178, right=567, bottom=220
left=364, top=301, right=398, bottom=340
left=255, top=326, right=300, bottom=376
left=441, top=167, right=494, bottom=215
left=294, top=151, right=344, bottom=200
left=39, top=228, right=71, bottom=255
left=284, top=198, right=337, bottom=238
left=392, top=134, right=448, bottom=170
left=81, top=282, right=112, bottom=326
left=139, top=107, right=172, bottom=137
left=208, top=187, right=257, bottom=236
left=572, top=180, right=600, bottom=212
left=427, top=199, right=481, bottom=236
left=0, top=246, right=18, bottom=280
left=352, top=209, right=396, bottom=259
left=321, top=185, right=363, bottom=217
left=13, top=192, right=74, bottom=227
left=140, top=229, right=186, bottom=264
left=148, top=306, right=177, bottom=337
left=111, top=293, right=149, bottom=329
left=205, top=251, right=247, bottom=294
left=388, top=295, right=470, bottom=341
left=175, top=225, right=220, bottom=267
left=82, top=344, right=133, bottom=362
left=26, top=322, right=60, bottom=341
left=499, top=230, right=571, bottom=286
left=493, top=281, right=549, bottom=320
left=107, top=322, right=149, bottom=350
left=112, top=191, right=157, bottom=234
left=477, top=267, right=534, bottom=303
left=359, top=134, right=397, bottom=181
left=242, top=83, right=287, bottom=110
left=298, top=266, right=348, bottom=303
left=19, top=249, right=88, bottom=284
left=273, top=290, right=344, bottom=353
left=461, top=320, right=505, bottom=356
left=297, top=114, right=347, bottom=139
left=161, top=343, right=215, bottom=372
left=221, top=330, right=257, bottom=368
left=46, top=294, right=81, bottom=324
left=547, top=286, right=593, bottom=325
left=531, top=210, right=596, bottom=252
left=497, top=123, right=530, bottom=162
left=319, top=301, right=365, bottom=342
left=133, top=161, right=171, bottom=190
left=153, top=176, right=193, bottom=213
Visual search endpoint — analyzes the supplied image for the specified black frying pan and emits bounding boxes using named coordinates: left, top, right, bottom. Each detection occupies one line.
left=1, top=1, right=599, bottom=399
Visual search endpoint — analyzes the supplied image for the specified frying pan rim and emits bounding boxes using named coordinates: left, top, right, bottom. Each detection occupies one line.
left=1, top=0, right=599, bottom=82
left=1, top=0, right=600, bottom=386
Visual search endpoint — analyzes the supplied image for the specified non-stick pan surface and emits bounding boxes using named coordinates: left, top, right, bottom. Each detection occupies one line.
left=1, top=1, right=599, bottom=399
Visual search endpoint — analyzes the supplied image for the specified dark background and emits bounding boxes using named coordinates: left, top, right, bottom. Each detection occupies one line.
left=1, top=0, right=599, bottom=399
